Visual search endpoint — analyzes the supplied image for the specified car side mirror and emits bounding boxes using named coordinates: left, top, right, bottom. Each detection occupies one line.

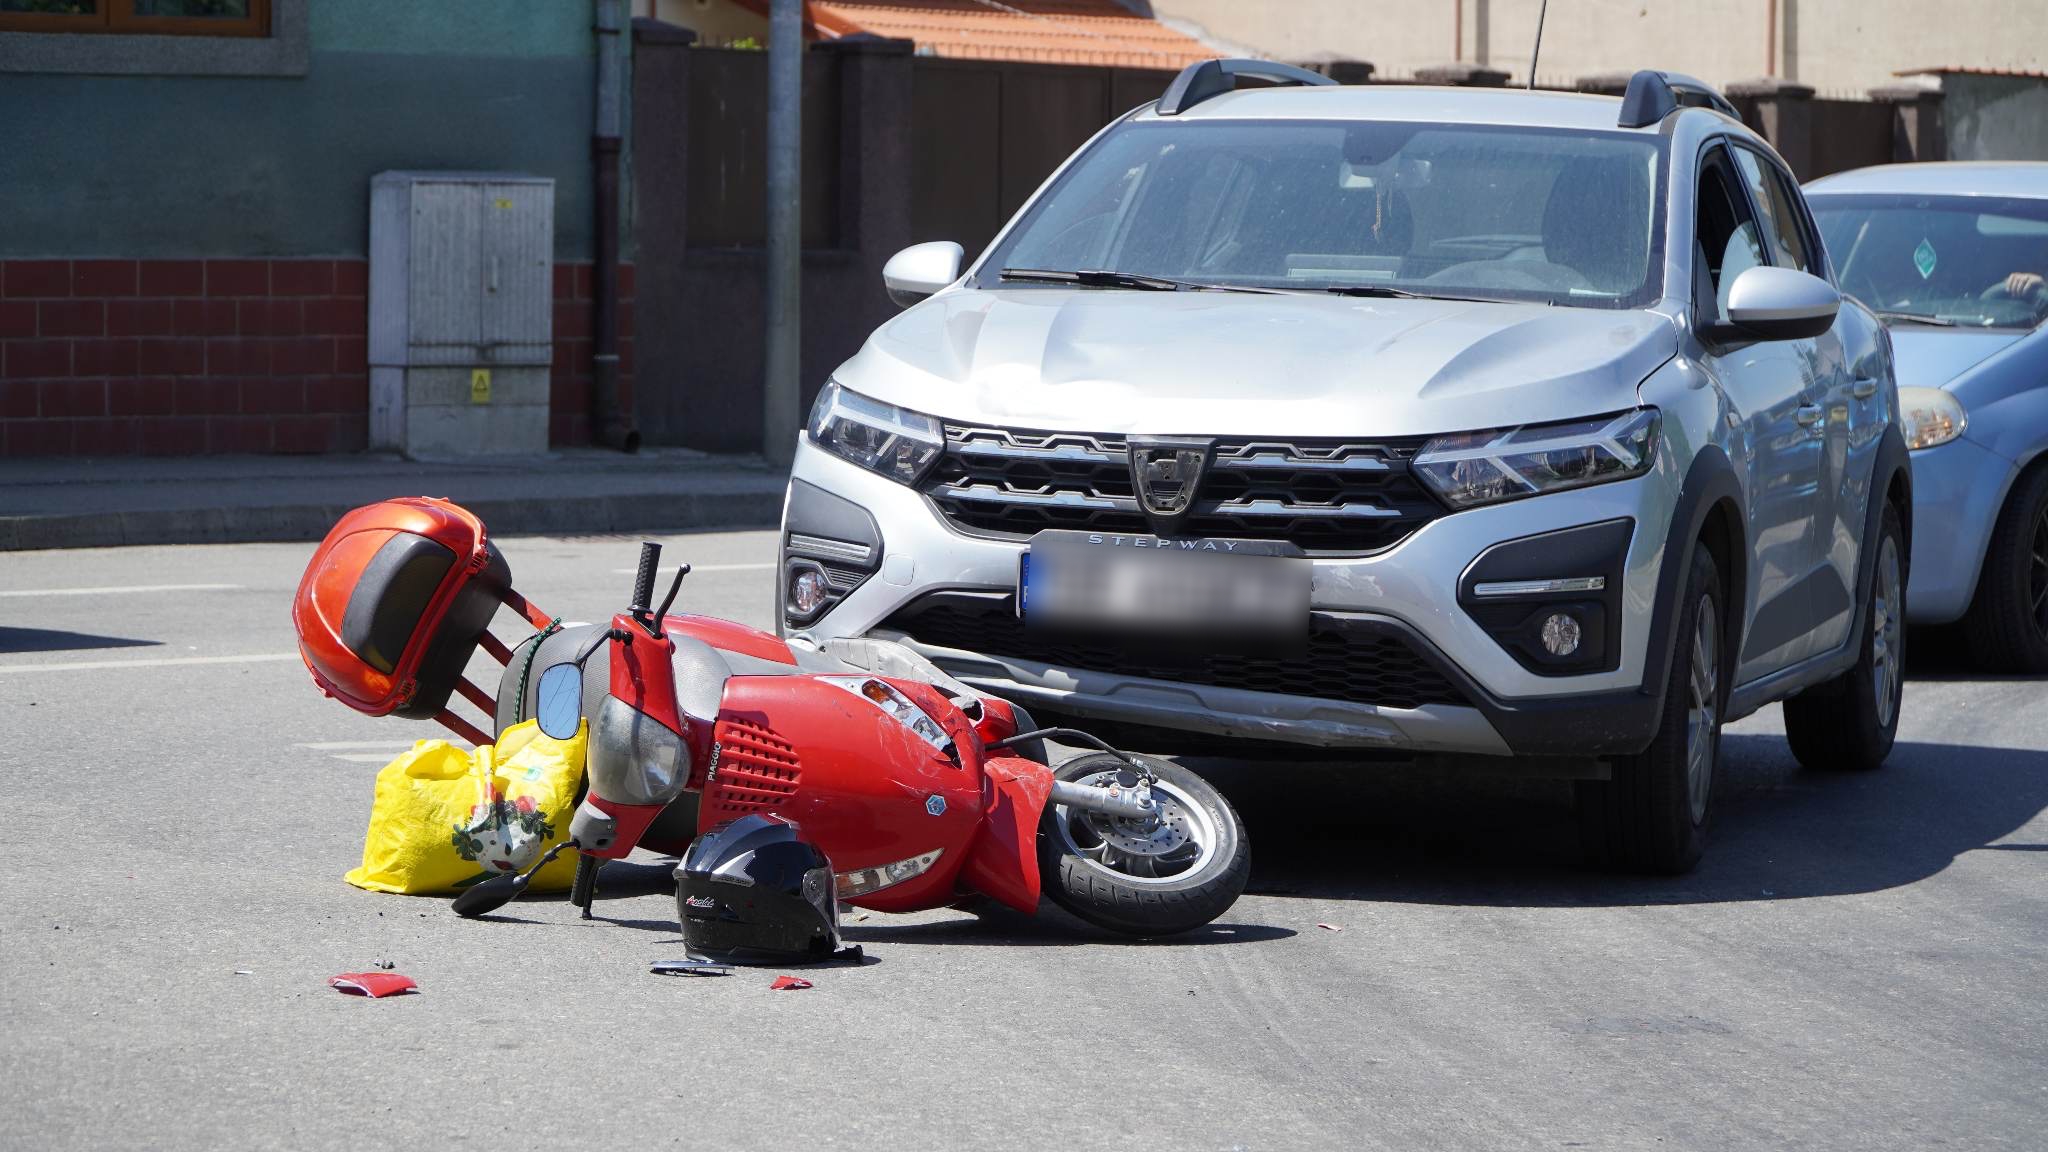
left=1717, top=265, right=1840, bottom=342
left=883, top=241, right=964, bottom=309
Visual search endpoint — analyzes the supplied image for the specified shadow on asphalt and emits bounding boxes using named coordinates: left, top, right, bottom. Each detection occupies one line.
left=1199, top=728, right=2048, bottom=908
left=845, top=911, right=1296, bottom=948
left=0, top=627, right=160, bottom=654
left=575, top=860, right=1299, bottom=947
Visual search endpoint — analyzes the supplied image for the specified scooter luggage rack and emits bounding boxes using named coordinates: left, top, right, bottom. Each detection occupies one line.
left=431, top=583, right=556, bottom=748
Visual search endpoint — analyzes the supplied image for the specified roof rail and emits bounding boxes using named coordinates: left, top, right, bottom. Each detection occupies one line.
left=1616, top=69, right=1739, bottom=127
left=1156, top=58, right=1337, bottom=116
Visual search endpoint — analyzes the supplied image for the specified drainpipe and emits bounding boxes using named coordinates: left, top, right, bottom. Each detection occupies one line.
left=1765, top=0, right=1777, bottom=77
left=592, top=0, right=638, bottom=451
left=762, top=0, right=802, bottom=467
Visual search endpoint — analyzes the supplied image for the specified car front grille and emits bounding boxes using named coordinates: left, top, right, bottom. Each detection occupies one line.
left=921, top=424, right=1443, bottom=556
left=879, top=594, right=1471, bottom=711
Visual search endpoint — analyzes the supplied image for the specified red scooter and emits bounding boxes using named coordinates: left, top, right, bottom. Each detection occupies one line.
left=294, top=498, right=1248, bottom=937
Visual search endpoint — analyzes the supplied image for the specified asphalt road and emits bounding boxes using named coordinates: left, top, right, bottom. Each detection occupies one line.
left=2, top=532, right=2044, bottom=1151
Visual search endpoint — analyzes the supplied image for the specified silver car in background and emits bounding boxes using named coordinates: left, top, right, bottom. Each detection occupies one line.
left=1807, top=163, right=2048, bottom=671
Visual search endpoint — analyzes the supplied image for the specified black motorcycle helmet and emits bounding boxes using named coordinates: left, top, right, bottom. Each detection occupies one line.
left=676, top=814, right=842, bottom=965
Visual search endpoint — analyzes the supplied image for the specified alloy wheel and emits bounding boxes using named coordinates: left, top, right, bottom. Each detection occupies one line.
left=1051, top=770, right=1220, bottom=884
left=1685, top=593, right=1719, bottom=824
left=1873, top=535, right=1904, bottom=727
left=2031, top=502, right=2048, bottom=637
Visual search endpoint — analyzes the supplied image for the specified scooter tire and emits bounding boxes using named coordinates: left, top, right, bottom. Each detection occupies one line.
left=1037, top=753, right=1249, bottom=937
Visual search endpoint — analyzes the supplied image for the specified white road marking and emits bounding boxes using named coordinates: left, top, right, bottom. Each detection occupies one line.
left=295, top=740, right=419, bottom=751
left=609, top=563, right=774, bottom=575
left=0, top=652, right=301, bottom=674
left=0, top=583, right=244, bottom=598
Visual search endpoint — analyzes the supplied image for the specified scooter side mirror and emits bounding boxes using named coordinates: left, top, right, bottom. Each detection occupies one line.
left=534, top=662, right=583, bottom=740
left=452, top=872, right=529, bottom=918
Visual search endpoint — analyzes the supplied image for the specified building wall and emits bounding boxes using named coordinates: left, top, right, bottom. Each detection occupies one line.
left=1146, top=0, right=2046, bottom=95
left=0, top=0, right=629, bottom=456
left=644, top=0, right=768, bottom=46
left=1943, top=75, right=2048, bottom=162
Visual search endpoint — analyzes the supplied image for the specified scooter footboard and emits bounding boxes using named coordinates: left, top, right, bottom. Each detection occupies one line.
left=960, top=755, right=1054, bottom=915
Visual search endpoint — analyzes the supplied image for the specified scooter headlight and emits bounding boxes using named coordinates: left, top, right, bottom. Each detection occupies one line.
left=590, top=694, right=689, bottom=806
left=808, top=380, right=945, bottom=485
left=1414, top=408, right=1660, bottom=509
left=820, top=676, right=953, bottom=753
left=836, top=849, right=944, bottom=899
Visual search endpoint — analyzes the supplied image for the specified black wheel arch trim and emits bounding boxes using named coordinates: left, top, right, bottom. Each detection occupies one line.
left=1642, top=446, right=1748, bottom=723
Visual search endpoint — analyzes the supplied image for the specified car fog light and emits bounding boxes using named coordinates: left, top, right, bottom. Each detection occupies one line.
left=789, top=567, right=829, bottom=617
left=1541, top=613, right=1582, bottom=657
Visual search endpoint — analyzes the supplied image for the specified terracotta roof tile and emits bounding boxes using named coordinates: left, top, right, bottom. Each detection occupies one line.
left=809, top=1, right=1215, bottom=70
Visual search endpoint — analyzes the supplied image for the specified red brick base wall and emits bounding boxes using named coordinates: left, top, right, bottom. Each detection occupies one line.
left=0, top=258, right=633, bottom=456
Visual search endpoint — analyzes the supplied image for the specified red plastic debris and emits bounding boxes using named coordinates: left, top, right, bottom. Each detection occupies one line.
left=1316, top=923, right=1344, bottom=932
left=769, top=975, right=813, bottom=991
left=329, top=972, right=419, bottom=998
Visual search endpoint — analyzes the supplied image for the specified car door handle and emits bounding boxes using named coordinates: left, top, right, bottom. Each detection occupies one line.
left=1795, top=404, right=1824, bottom=426
left=1851, top=376, right=1879, bottom=400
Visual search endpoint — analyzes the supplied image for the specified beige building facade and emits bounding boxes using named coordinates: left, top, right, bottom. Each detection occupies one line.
left=1145, top=0, right=2046, bottom=95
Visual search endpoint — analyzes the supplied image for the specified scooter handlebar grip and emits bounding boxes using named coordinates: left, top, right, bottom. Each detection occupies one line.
left=630, top=542, right=661, bottom=614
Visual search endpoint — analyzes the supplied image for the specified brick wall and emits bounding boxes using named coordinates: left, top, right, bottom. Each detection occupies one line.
left=549, top=262, right=636, bottom=449
left=0, top=258, right=632, bottom=456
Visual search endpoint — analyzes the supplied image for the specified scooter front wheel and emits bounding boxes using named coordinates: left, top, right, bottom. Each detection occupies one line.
left=1036, top=753, right=1249, bottom=936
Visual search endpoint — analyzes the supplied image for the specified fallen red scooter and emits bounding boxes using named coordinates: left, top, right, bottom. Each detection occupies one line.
left=293, top=498, right=1249, bottom=937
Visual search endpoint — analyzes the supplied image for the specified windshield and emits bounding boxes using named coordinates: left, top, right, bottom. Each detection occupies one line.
left=1809, top=193, right=2048, bottom=329
left=975, top=119, right=1667, bottom=308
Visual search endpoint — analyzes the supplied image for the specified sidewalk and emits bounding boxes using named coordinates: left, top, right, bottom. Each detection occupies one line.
left=0, top=449, right=788, bottom=551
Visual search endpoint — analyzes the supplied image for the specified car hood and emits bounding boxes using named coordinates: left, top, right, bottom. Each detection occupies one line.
left=1888, top=327, right=2029, bottom=390
left=835, top=288, right=1676, bottom=437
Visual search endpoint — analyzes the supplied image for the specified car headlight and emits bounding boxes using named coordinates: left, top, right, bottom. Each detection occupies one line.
left=1414, top=408, right=1661, bottom=509
left=808, top=380, right=944, bottom=484
left=1898, top=386, right=1967, bottom=451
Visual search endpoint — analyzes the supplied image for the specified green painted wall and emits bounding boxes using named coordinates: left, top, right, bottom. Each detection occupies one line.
left=0, top=0, right=602, bottom=259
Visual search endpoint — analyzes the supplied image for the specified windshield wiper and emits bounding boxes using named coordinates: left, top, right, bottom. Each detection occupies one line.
left=1873, top=309, right=1957, bottom=327
left=1323, top=284, right=1507, bottom=305
left=1000, top=268, right=1183, bottom=291
left=997, top=268, right=1283, bottom=294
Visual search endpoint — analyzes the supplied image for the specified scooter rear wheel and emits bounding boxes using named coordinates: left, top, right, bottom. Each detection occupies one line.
left=1037, top=753, right=1249, bottom=936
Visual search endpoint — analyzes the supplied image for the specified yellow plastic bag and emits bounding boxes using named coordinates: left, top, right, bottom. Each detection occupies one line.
left=345, top=719, right=586, bottom=895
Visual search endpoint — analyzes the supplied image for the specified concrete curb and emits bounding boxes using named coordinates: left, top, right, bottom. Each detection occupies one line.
left=0, top=488, right=786, bottom=551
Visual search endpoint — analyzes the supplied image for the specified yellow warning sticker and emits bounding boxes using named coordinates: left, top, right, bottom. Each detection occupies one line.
left=470, top=368, right=492, bottom=404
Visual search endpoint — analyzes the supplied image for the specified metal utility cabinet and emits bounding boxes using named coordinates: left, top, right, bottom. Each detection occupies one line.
left=369, top=172, right=554, bottom=456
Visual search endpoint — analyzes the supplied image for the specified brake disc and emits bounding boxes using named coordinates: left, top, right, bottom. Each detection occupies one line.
left=1075, top=772, right=1192, bottom=857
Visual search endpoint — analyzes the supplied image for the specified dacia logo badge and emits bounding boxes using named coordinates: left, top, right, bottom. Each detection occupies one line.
left=1129, top=439, right=1211, bottom=532
left=925, top=794, right=946, bottom=816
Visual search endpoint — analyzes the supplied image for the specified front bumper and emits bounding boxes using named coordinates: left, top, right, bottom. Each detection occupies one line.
left=1904, top=435, right=2017, bottom=625
left=782, top=435, right=1681, bottom=756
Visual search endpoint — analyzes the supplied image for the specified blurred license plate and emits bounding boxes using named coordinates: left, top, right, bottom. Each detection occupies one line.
left=1019, top=531, right=1308, bottom=646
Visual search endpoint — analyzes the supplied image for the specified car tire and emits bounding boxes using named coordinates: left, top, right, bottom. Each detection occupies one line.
left=1576, top=542, right=1722, bottom=875
left=1784, top=502, right=1907, bottom=771
left=1959, top=463, right=2048, bottom=674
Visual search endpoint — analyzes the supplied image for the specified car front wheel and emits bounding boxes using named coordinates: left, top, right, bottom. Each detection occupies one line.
left=1576, top=541, right=1722, bottom=874
left=1960, top=463, right=2048, bottom=674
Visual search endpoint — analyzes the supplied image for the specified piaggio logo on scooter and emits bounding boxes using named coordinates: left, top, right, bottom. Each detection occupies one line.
left=705, top=741, right=722, bottom=782
left=925, top=794, right=946, bottom=816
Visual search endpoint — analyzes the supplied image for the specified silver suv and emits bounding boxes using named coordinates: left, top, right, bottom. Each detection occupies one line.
left=778, top=64, right=1911, bottom=872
